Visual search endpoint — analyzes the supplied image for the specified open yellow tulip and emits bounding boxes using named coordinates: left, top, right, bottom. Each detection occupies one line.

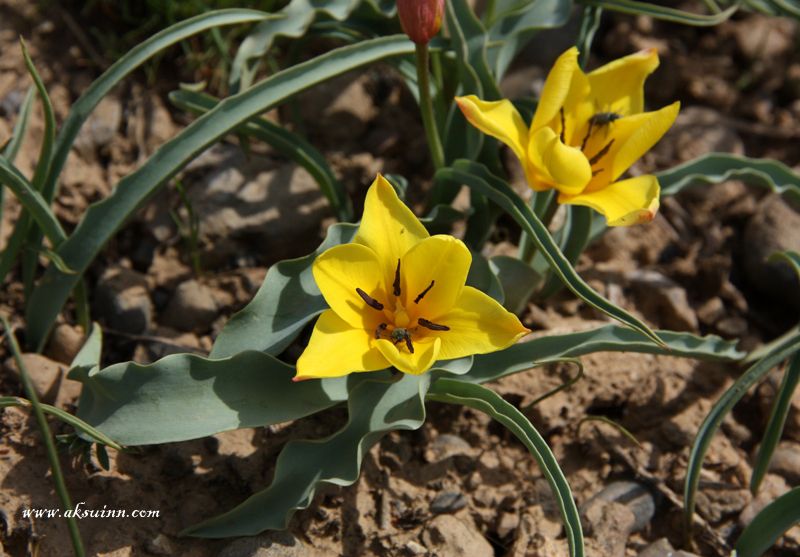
left=295, top=175, right=530, bottom=380
left=456, top=47, right=680, bottom=226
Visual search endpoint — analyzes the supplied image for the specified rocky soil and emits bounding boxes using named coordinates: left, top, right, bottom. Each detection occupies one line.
left=1, top=1, right=800, bottom=556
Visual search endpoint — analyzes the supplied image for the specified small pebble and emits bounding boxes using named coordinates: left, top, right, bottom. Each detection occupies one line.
left=430, top=491, right=467, bottom=514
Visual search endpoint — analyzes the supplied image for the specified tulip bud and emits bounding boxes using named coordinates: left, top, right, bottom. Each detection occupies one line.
left=397, top=0, right=445, bottom=45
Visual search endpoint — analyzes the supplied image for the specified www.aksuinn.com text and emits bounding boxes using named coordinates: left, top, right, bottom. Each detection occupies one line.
left=22, top=502, right=159, bottom=519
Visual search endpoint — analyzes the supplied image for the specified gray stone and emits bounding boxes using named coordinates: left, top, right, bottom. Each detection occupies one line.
left=161, top=280, right=218, bottom=332
left=637, top=538, right=700, bottom=557
left=145, top=533, right=174, bottom=555
left=628, top=270, right=698, bottom=331
left=421, top=515, right=493, bottom=557
left=217, top=531, right=325, bottom=557
left=185, top=150, right=330, bottom=265
left=430, top=491, right=468, bottom=514
left=425, top=434, right=474, bottom=463
left=45, top=323, right=84, bottom=364
left=743, top=195, right=800, bottom=311
left=3, top=353, right=65, bottom=404
left=402, top=540, right=427, bottom=556
left=74, top=95, right=122, bottom=157
left=581, top=480, right=656, bottom=534
left=94, top=266, right=152, bottom=334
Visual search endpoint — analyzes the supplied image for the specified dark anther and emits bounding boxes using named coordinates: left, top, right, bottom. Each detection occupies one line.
left=580, top=120, right=594, bottom=151
left=559, top=108, right=566, bottom=144
left=375, top=323, right=388, bottom=339
left=356, top=287, right=384, bottom=311
left=393, top=259, right=401, bottom=296
left=414, top=280, right=435, bottom=304
left=588, top=139, right=615, bottom=166
left=592, top=168, right=603, bottom=176
left=405, top=336, right=415, bottom=354
left=418, top=318, right=450, bottom=331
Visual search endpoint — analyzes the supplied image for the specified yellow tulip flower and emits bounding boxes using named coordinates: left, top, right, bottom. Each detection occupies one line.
left=456, top=47, right=680, bottom=226
left=295, top=175, right=530, bottom=380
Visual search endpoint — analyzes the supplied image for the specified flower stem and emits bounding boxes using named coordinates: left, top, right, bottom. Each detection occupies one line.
left=1, top=317, right=86, bottom=557
left=519, top=190, right=558, bottom=264
left=415, top=43, right=445, bottom=170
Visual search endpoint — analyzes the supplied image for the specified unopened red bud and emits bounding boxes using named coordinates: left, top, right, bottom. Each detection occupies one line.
left=397, top=0, right=445, bottom=45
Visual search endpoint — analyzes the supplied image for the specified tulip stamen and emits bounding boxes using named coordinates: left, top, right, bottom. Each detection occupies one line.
left=588, top=139, right=615, bottom=166
left=414, top=280, right=435, bottom=303
left=375, top=322, right=388, bottom=339
left=393, top=259, right=402, bottom=296
left=418, top=318, right=450, bottom=331
left=559, top=108, right=566, bottom=143
left=356, top=287, right=384, bottom=311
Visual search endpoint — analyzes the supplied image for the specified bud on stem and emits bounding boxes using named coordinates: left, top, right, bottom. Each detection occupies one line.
left=397, top=0, right=445, bottom=45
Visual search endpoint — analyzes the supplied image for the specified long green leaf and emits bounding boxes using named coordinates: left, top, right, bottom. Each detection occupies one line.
left=657, top=153, right=800, bottom=204
left=439, top=160, right=664, bottom=346
left=750, top=353, right=800, bottom=494
left=538, top=205, right=592, bottom=299
left=0, top=396, right=122, bottom=451
left=0, top=157, right=66, bottom=246
left=1, top=87, right=35, bottom=163
left=169, top=88, right=353, bottom=221
left=684, top=331, right=800, bottom=540
left=577, top=0, right=739, bottom=25
left=735, top=487, right=800, bottom=557
left=70, top=350, right=352, bottom=446
left=40, top=9, right=273, bottom=206
left=465, top=324, right=744, bottom=384
left=184, top=373, right=429, bottom=537
left=25, top=36, right=417, bottom=351
left=427, top=379, right=584, bottom=557
left=211, top=223, right=357, bottom=358
left=230, top=0, right=394, bottom=91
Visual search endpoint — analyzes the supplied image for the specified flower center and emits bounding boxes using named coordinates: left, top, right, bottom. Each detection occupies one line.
left=354, top=258, right=450, bottom=354
left=560, top=107, right=619, bottom=177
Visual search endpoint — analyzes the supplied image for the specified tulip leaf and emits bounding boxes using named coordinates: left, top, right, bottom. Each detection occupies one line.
left=1, top=86, right=35, bottom=162
left=658, top=153, right=800, bottom=204
left=538, top=205, right=592, bottom=299
left=25, top=36, right=418, bottom=351
left=579, top=0, right=739, bottom=25
left=768, top=250, right=800, bottom=282
left=440, top=160, right=665, bottom=347
left=70, top=322, right=103, bottom=377
left=750, top=353, right=800, bottom=494
left=490, top=255, right=541, bottom=315
left=211, top=223, right=358, bottom=359
left=183, top=373, right=429, bottom=537
left=70, top=350, right=353, bottom=446
left=427, top=379, right=584, bottom=557
left=734, top=487, right=800, bottom=557
left=684, top=331, right=800, bottom=541
left=463, top=324, right=745, bottom=384
left=169, top=88, right=353, bottom=222
left=229, top=0, right=395, bottom=92
left=467, top=251, right=505, bottom=304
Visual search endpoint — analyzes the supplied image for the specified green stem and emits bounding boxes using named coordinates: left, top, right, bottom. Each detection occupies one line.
left=73, top=279, right=91, bottom=334
left=520, top=190, right=558, bottom=264
left=1, top=317, right=85, bottom=557
left=415, top=43, right=445, bottom=170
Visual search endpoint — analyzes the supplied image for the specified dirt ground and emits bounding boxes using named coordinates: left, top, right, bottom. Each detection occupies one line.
left=1, top=1, right=800, bottom=556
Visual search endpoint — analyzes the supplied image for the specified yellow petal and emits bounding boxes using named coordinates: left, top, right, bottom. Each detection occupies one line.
left=295, top=310, right=388, bottom=380
left=376, top=337, right=441, bottom=375
left=455, top=95, right=529, bottom=162
left=354, top=174, right=429, bottom=277
left=531, top=47, right=583, bottom=132
left=529, top=127, right=592, bottom=195
left=400, top=235, right=471, bottom=320
left=559, top=174, right=660, bottom=227
left=313, top=242, right=387, bottom=326
left=610, top=102, right=679, bottom=180
left=431, top=286, right=530, bottom=361
left=588, top=48, right=660, bottom=115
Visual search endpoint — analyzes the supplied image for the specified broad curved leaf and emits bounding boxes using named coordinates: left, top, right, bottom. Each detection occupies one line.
left=184, top=372, right=429, bottom=537
left=0, top=157, right=65, bottom=245
left=26, top=36, right=417, bottom=351
left=465, top=324, right=744, bottom=384
left=439, top=160, right=665, bottom=347
left=735, top=487, right=800, bottom=557
left=658, top=153, right=800, bottom=204
left=577, top=0, right=739, bottom=25
left=427, top=379, right=584, bottom=557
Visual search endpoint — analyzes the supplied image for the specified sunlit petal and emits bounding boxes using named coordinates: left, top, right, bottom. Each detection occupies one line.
left=313, top=243, right=387, bottom=326
left=376, top=337, right=441, bottom=375
left=588, top=48, right=659, bottom=115
left=529, top=127, right=592, bottom=195
left=432, top=287, right=530, bottom=361
left=455, top=96, right=529, bottom=162
left=560, top=174, right=660, bottom=226
left=400, top=235, right=471, bottom=320
left=354, top=174, right=429, bottom=277
left=295, top=310, right=389, bottom=380
left=610, top=102, right=680, bottom=180
left=531, top=47, right=583, bottom=132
